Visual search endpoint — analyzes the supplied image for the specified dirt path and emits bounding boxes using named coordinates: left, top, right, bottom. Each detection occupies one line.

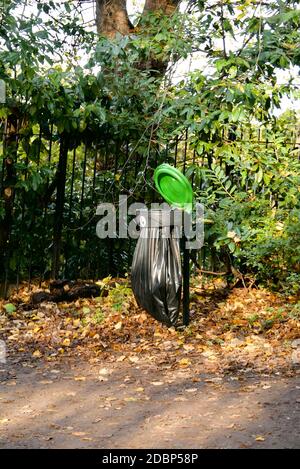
left=0, top=357, right=299, bottom=449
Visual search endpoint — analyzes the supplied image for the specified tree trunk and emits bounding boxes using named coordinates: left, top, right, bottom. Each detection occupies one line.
left=141, top=0, right=180, bottom=16
left=96, top=0, right=133, bottom=38
left=95, top=0, right=181, bottom=75
left=95, top=0, right=180, bottom=38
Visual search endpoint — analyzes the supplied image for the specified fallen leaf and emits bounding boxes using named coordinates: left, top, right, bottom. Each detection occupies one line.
left=5, top=381, right=17, bottom=386
left=114, top=321, right=122, bottom=331
left=179, top=358, right=191, bottom=367
left=73, top=319, right=81, bottom=327
left=62, top=338, right=71, bottom=347
left=92, top=418, right=102, bottom=424
left=116, top=355, right=126, bottom=362
left=205, top=377, right=223, bottom=384
left=129, top=356, right=139, bottom=363
left=226, top=423, right=236, bottom=429
left=183, top=344, right=195, bottom=351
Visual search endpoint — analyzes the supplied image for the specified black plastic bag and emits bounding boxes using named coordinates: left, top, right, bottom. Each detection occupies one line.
left=131, top=209, right=182, bottom=327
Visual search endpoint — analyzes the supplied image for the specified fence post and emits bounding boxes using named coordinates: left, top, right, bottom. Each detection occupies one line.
left=0, top=118, right=18, bottom=297
left=182, top=234, right=190, bottom=327
left=52, top=135, right=69, bottom=279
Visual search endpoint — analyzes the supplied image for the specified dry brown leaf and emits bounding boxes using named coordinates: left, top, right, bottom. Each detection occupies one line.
left=179, top=358, right=191, bottom=367
left=116, top=355, right=126, bottom=362
left=129, top=356, right=139, bottom=363
left=62, top=338, right=71, bottom=347
left=114, top=321, right=123, bottom=331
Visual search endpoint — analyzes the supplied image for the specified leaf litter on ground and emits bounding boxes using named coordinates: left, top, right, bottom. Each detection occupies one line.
left=0, top=277, right=299, bottom=376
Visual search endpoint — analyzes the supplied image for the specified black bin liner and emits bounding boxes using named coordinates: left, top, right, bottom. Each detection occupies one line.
left=131, top=208, right=182, bottom=326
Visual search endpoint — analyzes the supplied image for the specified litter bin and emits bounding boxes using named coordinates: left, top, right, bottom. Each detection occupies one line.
left=131, top=208, right=182, bottom=327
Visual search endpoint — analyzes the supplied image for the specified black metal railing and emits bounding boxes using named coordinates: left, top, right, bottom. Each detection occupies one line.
left=1, top=120, right=300, bottom=297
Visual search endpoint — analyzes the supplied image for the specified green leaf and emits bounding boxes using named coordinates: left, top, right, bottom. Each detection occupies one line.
left=35, top=30, right=48, bottom=39
left=228, top=242, right=236, bottom=253
left=64, top=2, right=72, bottom=13
left=4, top=303, right=16, bottom=314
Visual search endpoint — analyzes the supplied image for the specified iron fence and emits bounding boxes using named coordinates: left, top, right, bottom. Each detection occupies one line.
left=1, top=120, right=300, bottom=297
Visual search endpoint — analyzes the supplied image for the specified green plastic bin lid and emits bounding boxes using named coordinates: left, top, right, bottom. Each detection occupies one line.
left=154, top=163, right=193, bottom=210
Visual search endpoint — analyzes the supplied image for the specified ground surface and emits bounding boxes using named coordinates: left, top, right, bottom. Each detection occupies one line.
left=0, top=282, right=300, bottom=448
left=0, top=357, right=299, bottom=449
